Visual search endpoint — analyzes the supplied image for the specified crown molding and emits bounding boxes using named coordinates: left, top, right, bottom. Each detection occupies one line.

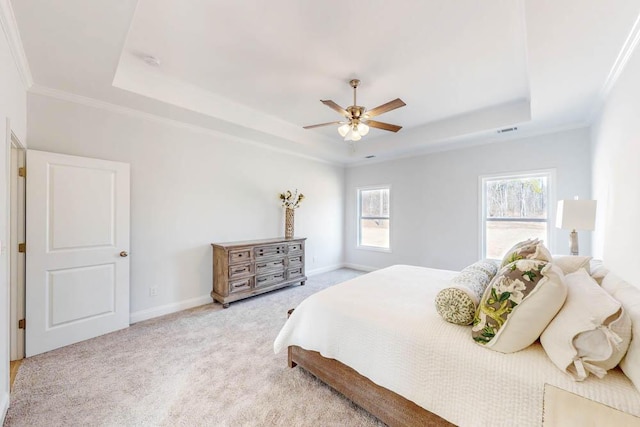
left=29, top=84, right=343, bottom=167
left=590, top=10, right=640, bottom=120
left=0, top=0, right=33, bottom=89
left=345, top=121, right=589, bottom=168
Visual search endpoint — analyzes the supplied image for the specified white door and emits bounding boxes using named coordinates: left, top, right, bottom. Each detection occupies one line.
left=26, top=150, right=130, bottom=357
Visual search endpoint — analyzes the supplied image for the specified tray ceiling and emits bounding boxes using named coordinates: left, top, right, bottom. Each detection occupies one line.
left=11, top=0, right=640, bottom=164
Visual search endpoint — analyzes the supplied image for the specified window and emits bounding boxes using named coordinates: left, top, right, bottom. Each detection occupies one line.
left=357, top=186, right=390, bottom=250
left=481, top=171, right=554, bottom=259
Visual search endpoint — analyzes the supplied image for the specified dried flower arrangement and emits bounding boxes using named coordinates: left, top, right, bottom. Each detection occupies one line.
left=279, top=189, right=305, bottom=209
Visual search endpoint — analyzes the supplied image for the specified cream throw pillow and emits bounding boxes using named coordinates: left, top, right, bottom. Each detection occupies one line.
left=589, top=259, right=609, bottom=285
left=472, top=259, right=567, bottom=353
left=540, top=269, right=631, bottom=381
left=601, top=272, right=640, bottom=393
left=552, top=255, right=592, bottom=275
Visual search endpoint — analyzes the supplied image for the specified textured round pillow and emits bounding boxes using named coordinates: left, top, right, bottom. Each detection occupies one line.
left=435, top=287, right=478, bottom=325
left=435, top=260, right=499, bottom=325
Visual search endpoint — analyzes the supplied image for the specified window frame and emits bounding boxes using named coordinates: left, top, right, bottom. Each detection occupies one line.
left=479, top=169, right=556, bottom=259
left=356, top=185, right=392, bottom=252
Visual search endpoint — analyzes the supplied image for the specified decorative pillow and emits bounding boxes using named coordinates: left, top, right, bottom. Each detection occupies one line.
left=500, top=239, right=552, bottom=268
left=435, top=287, right=477, bottom=325
left=435, top=260, right=499, bottom=325
left=552, top=255, right=592, bottom=275
left=472, top=259, right=567, bottom=353
left=589, top=259, right=609, bottom=285
left=601, top=272, right=640, bottom=393
left=540, top=269, right=631, bottom=381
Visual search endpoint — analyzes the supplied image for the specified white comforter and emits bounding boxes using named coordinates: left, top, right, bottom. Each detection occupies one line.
left=274, top=265, right=640, bottom=426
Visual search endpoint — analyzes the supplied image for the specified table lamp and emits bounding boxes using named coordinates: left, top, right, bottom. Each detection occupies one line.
left=556, top=198, right=597, bottom=255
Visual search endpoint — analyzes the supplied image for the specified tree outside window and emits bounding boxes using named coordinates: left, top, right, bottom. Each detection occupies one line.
left=481, top=172, right=553, bottom=259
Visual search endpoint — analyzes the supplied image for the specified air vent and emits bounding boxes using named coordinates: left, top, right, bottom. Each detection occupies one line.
left=497, top=127, right=518, bottom=134
left=141, top=55, right=161, bottom=67
left=365, top=155, right=376, bottom=159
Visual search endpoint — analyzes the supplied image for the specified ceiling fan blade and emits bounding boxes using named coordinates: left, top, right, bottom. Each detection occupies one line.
left=303, top=121, right=343, bottom=129
left=364, top=98, right=406, bottom=118
left=321, top=100, right=350, bottom=117
left=365, top=120, right=403, bottom=133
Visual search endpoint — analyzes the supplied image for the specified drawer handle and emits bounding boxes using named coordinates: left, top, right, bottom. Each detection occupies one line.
left=233, top=282, right=249, bottom=287
left=257, top=277, right=267, bottom=283
left=233, top=267, right=247, bottom=273
left=257, top=264, right=267, bottom=268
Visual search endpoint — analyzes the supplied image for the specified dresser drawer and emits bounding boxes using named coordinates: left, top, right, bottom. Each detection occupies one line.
left=229, top=277, right=253, bottom=293
left=288, top=255, right=303, bottom=267
left=288, top=242, right=303, bottom=253
left=255, top=258, right=286, bottom=275
left=255, top=271, right=286, bottom=288
left=287, top=267, right=304, bottom=280
left=255, top=244, right=287, bottom=259
left=229, top=249, right=252, bottom=264
left=228, top=263, right=253, bottom=279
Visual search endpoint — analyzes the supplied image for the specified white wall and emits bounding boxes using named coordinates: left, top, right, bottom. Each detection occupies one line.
left=591, top=41, right=640, bottom=287
left=26, top=94, right=345, bottom=320
left=0, top=5, right=27, bottom=421
left=345, top=128, right=592, bottom=271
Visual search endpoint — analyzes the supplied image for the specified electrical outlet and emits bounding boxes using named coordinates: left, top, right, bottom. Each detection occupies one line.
left=149, top=286, right=158, bottom=297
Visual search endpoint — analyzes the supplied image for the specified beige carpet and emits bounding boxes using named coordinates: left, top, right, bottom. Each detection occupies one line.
left=5, top=269, right=385, bottom=427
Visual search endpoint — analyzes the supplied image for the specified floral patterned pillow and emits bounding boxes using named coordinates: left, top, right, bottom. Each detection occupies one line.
left=472, top=259, right=567, bottom=353
left=435, top=260, right=499, bottom=325
left=500, top=239, right=552, bottom=268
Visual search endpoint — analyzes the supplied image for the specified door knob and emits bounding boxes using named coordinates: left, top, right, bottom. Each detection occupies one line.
left=120, top=251, right=128, bottom=257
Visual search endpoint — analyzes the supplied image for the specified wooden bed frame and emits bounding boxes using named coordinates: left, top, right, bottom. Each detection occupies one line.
left=288, top=345, right=454, bottom=426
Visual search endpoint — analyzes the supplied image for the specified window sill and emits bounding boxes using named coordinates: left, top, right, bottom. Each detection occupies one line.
left=356, top=245, right=392, bottom=253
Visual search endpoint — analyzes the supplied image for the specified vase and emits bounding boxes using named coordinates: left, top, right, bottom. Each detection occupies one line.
left=285, top=208, right=295, bottom=239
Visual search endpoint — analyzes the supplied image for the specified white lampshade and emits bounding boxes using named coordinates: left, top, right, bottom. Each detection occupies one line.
left=556, top=199, right=597, bottom=231
left=349, top=129, right=361, bottom=141
left=338, top=123, right=350, bottom=137
left=357, top=122, right=370, bottom=136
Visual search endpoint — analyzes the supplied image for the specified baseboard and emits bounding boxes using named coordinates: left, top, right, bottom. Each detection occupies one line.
left=1, top=391, right=8, bottom=424
left=129, top=294, right=212, bottom=324
left=306, top=264, right=345, bottom=276
left=343, top=263, right=378, bottom=272
left=129, top=264, right=375, bottom=324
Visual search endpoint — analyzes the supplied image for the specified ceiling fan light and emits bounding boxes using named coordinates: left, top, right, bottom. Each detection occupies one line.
left=338, top=123, right=350, bottom=137
left=357, top=123, right=370, bottom=136
left=350, top=130, right=362, bottom=141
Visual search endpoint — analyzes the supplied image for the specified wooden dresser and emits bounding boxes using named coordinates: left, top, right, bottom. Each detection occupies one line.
left=211, top=237, right=307, bottom=308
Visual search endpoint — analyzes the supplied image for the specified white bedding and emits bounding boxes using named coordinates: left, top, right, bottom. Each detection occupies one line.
left=274, top=265, right=640, bottom=426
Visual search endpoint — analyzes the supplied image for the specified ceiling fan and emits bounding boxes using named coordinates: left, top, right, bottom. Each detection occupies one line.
left=303, top=79, right=406, bottom=141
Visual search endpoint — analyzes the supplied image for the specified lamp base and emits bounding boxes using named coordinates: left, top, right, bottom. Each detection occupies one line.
left=569, top=229, right=579, bottom=256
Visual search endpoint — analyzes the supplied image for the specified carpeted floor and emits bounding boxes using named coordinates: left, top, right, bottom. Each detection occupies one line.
left=5, top=268, right=385, bottom=426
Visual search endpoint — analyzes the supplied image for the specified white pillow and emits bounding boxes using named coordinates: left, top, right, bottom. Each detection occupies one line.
left=540, top=269, right=631, bottom=381
left=601, top=272, right=640, bottom=393
left=552, top=255, right=592, bottom=275
left=472, top=259, right=567, bottom=353
left=589, top=259, right=609, bottom=285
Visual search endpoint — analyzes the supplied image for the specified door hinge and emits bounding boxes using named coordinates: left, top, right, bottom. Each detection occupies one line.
left=18, top=243, right=26, bottom=253
left=18, top=167, right=26, bottom=178
left=18, top=319, right=25, bottom=329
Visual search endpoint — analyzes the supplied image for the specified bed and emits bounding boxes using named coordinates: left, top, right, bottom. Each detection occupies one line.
left=273, top=265, right=640, bottom=426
